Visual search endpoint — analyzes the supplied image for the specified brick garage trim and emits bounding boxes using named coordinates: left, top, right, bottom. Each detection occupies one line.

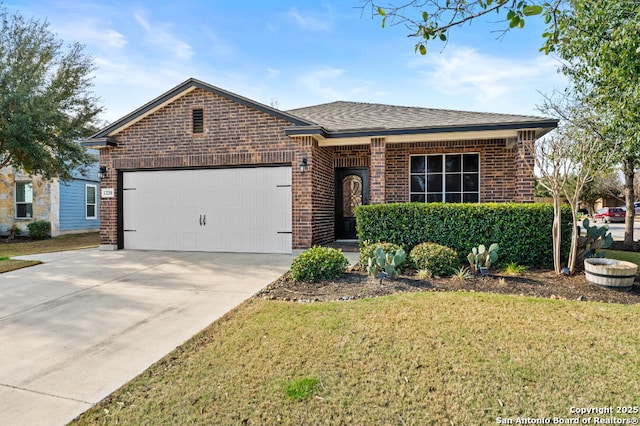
left=98, top=88, right=300, bottom=249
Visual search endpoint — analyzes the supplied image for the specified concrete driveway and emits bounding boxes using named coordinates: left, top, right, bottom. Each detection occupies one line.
left=0, top=249, right=292, bottom=426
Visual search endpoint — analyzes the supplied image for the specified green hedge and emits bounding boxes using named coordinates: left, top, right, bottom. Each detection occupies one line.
left=355, top=202, right=572, bottom=269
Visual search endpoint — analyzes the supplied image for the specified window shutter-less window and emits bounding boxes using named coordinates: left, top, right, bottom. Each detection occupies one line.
left=410, top=154, right=479, bottom=203
left=86, top=185, right=97, bottom=219
left=15, top=182, right=33, bottom=218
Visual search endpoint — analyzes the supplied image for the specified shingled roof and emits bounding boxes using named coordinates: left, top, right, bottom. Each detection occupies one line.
left=286, top=101, right=557, bottom=140
left=82, top=78, right=557, bottom=149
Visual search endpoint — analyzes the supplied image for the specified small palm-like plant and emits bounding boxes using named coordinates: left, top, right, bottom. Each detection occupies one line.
left=451, top=266, right=474, bottom=281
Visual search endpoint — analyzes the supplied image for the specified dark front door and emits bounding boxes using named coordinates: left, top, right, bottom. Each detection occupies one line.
left=335, top=168, right=369, bottom=240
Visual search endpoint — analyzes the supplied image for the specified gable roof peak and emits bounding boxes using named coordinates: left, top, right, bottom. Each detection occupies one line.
left=90, top=77, right=313, bottom=138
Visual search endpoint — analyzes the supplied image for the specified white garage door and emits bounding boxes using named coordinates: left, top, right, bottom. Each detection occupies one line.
left=122, top=167, right=292, bottom=254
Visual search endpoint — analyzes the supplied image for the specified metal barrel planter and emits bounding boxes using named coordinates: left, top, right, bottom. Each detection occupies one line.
left=584, top=258, right=638, bottom=290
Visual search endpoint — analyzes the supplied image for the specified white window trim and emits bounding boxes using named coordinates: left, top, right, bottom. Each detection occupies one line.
left=409, top=153, right=481, bottom=203
left=15, top=181, right=33, bottom=219
left=86, top=184, right=97, bottom=219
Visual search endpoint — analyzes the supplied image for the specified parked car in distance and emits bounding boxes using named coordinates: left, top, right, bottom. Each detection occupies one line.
left=594, top=207, right=626, bottom=223
left=617, top=202, right=640, bottom=214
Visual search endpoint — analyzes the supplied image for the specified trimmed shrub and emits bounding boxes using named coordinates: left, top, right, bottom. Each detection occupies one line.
left=409, top=242, right=459, bottom=277
left=290, top=246, right=349, bottom=282
left=27, top=220, right=51, bottom=240
left=358, top=241, right=404, bottom=270
left=355, top=202, right=572, bottom=269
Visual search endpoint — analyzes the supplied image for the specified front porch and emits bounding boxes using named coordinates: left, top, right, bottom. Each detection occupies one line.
left=290, top=131, right=539, bottom=250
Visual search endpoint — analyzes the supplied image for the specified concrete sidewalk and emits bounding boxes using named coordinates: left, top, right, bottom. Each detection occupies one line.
left=0, top=249, right=292, bottom=426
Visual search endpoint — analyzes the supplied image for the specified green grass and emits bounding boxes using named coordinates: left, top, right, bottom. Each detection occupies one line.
left=0, top=259, right=41, bottom=273
left=0, top=232, right=98, bottom=273
left=285, top=377, right=320, bottom=401
left=72, top=292, right=640, bottom=425
left=603, top=250, right=640, bottom=267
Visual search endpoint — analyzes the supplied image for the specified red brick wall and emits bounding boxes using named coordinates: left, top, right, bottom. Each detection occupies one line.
left=386, top=139, right=520, bottom=203
left=334, top=145, right=370, bottom=168
left=312, top=144, right=335, bottom=245
left=292, top=136, right=313, bottom=249
left=370, top=138, right=386, bottom=204
left=100, top=88, right=297, bottom=248
left=515, top=131, right=536, bottom=202
left=96, top=152, right=118, bottom=247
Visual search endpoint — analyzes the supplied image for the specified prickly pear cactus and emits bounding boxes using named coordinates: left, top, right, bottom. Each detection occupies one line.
left=468, top=243, right=500, bottom=271
left=367, top=247, right=406, bottom=279
left=577, top=218, right=613, bottom=261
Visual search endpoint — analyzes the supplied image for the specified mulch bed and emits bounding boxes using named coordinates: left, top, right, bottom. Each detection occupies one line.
left=256, top=267, right=640, bottom=305
left=0, top=237, right=37, bottom=244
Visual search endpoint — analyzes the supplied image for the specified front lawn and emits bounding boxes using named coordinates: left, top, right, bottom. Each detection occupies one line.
left=0, top=232, right=99, bottom=273
left=72, top=291, right=640, bottom=425
left=603, top=249, right=640, bottom=267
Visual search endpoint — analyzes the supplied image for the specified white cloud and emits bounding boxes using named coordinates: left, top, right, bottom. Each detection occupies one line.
left=409, top=45, right=567, bottom=113
left=297, top=67, right=375, bottom=102
left=285, top=7, right=331, bottom=32
left=133, top=9, right=194, bottom=60
left=53, top=19, right=127, bottom=49
left=298, top=67, right=346, bottom=100
left=201, top=28, right=236, bottom=61
left=92, top=68, right=190, bottom=122
left=133, top=11, right=151, bottom=31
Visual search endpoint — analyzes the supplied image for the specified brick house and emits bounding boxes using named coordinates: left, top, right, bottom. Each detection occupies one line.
left=82, top=78, right=557, bottom=254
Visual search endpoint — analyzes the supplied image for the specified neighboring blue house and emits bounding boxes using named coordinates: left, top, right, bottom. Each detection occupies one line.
left=0, top=151, right=100, bottom=237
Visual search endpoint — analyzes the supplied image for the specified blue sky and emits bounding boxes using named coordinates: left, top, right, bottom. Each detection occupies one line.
left=7, top=0, right=567, bottom=124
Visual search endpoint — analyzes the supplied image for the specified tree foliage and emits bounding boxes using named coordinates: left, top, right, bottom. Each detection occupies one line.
left=557, top=0, right=640, bottom=244
left=520, top=89, right=616, bottom=274
left=364, top=0, right=565, bottom=55
left=0, top=4, right=103, bottom=179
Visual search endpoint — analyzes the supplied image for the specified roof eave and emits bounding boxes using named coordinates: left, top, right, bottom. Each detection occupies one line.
left=80, top=137, right=117, bottom=148
left=284, top=125, right=328, bottom=138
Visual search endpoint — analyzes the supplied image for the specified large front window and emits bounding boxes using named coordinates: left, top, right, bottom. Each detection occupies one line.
left=410, top=154, right=480, bottom=203
left=15, top=182, right=33, bottom=218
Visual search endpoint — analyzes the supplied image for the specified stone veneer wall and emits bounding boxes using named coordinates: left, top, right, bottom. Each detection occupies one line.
left=0, top=167, right=58, bottom=235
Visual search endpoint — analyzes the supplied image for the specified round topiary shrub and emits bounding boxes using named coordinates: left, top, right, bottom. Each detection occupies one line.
left=409, top=242, right=459, bottom=277
left=27, top=220, right=51, bottom=240
left=358, top=241, right=404, bottom=270
left=290, top=246, right=349, bottom=282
